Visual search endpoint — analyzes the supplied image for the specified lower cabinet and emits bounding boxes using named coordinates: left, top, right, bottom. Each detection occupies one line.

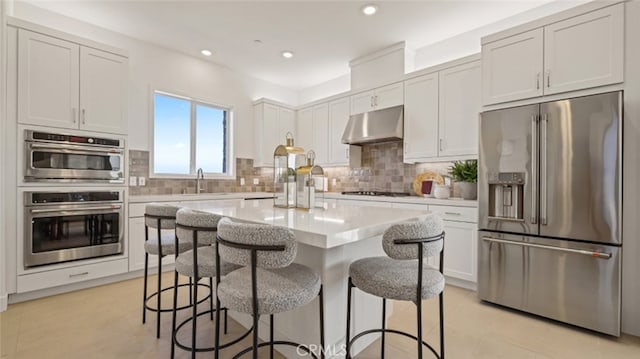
left=391, top=202, right=478, bottom=286
left=17, top=258, right=128, bottom=293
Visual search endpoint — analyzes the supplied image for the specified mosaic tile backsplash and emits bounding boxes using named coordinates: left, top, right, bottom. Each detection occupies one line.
left=128, top=143, right=462, bottom=197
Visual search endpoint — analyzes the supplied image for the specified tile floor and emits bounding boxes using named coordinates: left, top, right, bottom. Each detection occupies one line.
left=1, top=274, right=639, bottom=358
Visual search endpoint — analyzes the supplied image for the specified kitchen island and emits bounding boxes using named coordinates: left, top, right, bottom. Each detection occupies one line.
left=180, top=198, right=431, bottom=359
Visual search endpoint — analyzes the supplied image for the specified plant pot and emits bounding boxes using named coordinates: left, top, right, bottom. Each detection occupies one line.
left=456, top=181, right=477, bottom=200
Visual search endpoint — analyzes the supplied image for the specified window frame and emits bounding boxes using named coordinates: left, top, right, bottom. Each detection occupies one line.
left=149, top=89, right=234, bottom=179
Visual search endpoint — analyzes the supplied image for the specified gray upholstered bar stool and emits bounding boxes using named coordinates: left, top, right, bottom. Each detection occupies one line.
left=143, top=203, right=194, bottom=338
left=346, top=215, right=446, bottom=359
left=215, top=217, right=325, bottom=359
left=171, top=208, right=245, bottom=359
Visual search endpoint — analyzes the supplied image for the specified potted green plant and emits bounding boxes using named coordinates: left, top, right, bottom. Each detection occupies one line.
left=449, top=160, right=478, bottom=200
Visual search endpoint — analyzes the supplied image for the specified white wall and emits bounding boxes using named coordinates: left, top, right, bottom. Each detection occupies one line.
left=298, top=74, right=350, bottom=104
left=11, top=2, right=298, bottom=156
left=621, top=0, right=640, bottom=337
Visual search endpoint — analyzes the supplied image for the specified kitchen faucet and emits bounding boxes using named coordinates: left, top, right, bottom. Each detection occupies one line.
left=196, top=168, right=204, bottom=194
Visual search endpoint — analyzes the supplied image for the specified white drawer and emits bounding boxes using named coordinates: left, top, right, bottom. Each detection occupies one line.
left=17, top=258, right=129, bottom=293
left=428, top=205, right=478, bottom=223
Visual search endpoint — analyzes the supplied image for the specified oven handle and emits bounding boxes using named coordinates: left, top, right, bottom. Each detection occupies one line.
left=29, top=205, right=122, bottom=214
left=29, top=142, right=124, bottom=154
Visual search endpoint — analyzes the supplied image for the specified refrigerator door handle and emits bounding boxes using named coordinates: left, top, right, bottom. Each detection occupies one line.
left=531, top=115, right=538, bottom=224
left=541, top=114, right=548, bottom=225
left=482, top=237, right=612, bottom=259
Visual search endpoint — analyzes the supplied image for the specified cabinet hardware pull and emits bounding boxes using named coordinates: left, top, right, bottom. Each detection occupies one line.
left=346, top=148, right=349, bottom=159
left=374, top=95, right=378, bottom=107
left=444, top=212, right=461, bottom=216
left=370, top=96, right=374, bottom=107
left=72, top=108, right=77, bottom=123
left=404, top=142, right=408, bottom=154
left=546, top=70, right=550, bottom=88
left=69, top=271, right=89, bottom=278
left=536, top=73, right=540, bottom=90
left=82, top=109, right=86, bottom=124
left=439, top=139, right=443, bottom=151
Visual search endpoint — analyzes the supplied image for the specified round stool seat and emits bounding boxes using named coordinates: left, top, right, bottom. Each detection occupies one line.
left=175, top=246, right=240, bottom=278
left=144, top=232, right=192, bottom=256
left=349, top=256, right=444, bottom=302
left=218, top=263, right=321, bottom=315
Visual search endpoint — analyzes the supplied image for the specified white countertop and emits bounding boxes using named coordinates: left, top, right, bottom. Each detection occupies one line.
left=129, top=191, right=478, bottom=207
left=179, top=199, right=431, bottom=249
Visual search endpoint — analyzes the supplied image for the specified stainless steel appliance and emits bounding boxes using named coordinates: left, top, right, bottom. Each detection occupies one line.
left=24, top=130, right=125, bottom=183
left=342, top=105, right=403, bottom=145
left=341, top=191, right=411, bottom=197
left=24, top=190, right=124, bottom=267
left=478, top=91, right=622, bottom=336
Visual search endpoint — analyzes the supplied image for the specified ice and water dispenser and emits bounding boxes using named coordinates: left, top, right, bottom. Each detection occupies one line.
left=487, top=172, right=525, bottom=220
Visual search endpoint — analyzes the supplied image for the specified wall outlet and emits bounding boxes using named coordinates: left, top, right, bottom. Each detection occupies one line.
left=240, top=178, right=245, bottom=186
left=129, top=176, right=137, bottom=186
left=138, top=177, right=146, bottom=186
left=253, top=178, right=259, bottom=185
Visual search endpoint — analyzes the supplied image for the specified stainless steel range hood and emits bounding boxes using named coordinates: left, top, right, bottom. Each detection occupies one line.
left=341, top=105, right=403, bottom=145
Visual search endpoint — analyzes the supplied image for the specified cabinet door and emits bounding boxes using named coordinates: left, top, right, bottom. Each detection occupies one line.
left=442, top=221, right=477, bottom=283
left=296, top=107, right=313, bottom=151
left=374, top=82, right=404, bottom=110
left=79, top=47, right=128, bottom=134
left=328, top=98, right=350, bottom=165
left=18, top=30, right=80, bottom=129
left=403, top=74, right=439, bottom=161
left=350, top=90, right=374, bottom=115
left=312, top=104, right=329, bottom=165
left=438, top=61, right=481, bottom=157
left=278, top=107, right=296, bottom=140
left=482, top=28, right=543, bottom=105
left=543, top=4, right=624, bottom=95
left=339, top=199, right=392, bottom=208
left=262, top=104, right=280, bottom=167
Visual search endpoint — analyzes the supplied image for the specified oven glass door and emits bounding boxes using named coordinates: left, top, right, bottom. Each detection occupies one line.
left=26, top=205, right=123, bottom=267
left=25, top=143, right=123, bottom=181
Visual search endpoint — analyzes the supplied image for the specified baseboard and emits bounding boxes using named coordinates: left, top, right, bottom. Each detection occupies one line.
left=445, top=277, right=477, bottom=292
left=0, top=293, right=7, bottom=312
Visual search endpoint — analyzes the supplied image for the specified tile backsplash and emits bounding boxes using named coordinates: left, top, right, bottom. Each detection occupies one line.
left=129, top=143, right=467, bottom=197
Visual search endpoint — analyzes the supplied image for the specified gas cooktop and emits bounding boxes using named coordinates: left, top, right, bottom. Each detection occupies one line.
left=341, top=191, right=412, bottom=197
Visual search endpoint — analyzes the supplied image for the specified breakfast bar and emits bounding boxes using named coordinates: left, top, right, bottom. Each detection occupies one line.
left=180, top=198, right=431, bottom=358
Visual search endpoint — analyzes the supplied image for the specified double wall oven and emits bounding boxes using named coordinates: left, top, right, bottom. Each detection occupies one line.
left=21, top=129, right=126, bottom=269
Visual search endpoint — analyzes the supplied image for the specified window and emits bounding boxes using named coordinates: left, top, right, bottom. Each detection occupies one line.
left=152, top=92, right=231, bottom=176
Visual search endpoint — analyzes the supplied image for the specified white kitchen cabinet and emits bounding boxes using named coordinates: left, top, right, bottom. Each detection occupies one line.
left=403, top=73, right=439, bottom=161
left=482, top=3, right=624, bottom=105
left=482, top=28, right=544, bottom=105
left=403, top=60, right=480, bottom=163
left=295, top=104, right=329, bottom=165
left=18, top=29, right=128, bottom=134
left=339, top=199, right=392, bottom=208
left=438, top=61, right=481, bottom=157
left=328, top=97, right=350, bottom=165
left=543, top=4, right=624, bottom=95
left=440, top=221, right=477, bottom=283
left=350, top=82, right=404, bottom=115
left=253, top=101, right=296, bottom=167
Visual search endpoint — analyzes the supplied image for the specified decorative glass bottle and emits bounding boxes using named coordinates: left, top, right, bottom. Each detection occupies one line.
left=296, top=150, right=325, bottom=210
left=273, top=132, right=305, bottom=208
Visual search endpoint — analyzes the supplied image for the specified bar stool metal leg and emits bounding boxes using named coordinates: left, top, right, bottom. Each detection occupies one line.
left=319, top=286, right=325, bottom=359
left=142, top=251, right=149, bottom=324
left=381, top=298, right=386, bottom=359
left=345, top=277, right=354, bottom=359
left=270, top=315, right=275, bottom=359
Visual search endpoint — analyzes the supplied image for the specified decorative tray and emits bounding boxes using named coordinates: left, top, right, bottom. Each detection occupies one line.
left=412, top=171, right=444, bottom=196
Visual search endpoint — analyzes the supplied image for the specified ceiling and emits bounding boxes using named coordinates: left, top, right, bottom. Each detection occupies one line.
left=21, top=0, right=568, bottom=90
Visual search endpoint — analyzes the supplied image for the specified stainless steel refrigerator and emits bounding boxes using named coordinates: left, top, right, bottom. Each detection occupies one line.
left=477, top=91, right=622, bottom=336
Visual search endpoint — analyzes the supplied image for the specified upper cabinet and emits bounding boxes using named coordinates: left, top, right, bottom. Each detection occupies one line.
left=253, top=101, right=296, bottom=167
left=350, top=82, right=404, bottom=115
left=328, top=97, right=350, bottom=165
left=295, top=103, right=329, bottom=165
left=18, top=29, right=128, bottom=134
left=404, top=60, right=481, bottom=163
left=482, top=3, right=624, bottom=105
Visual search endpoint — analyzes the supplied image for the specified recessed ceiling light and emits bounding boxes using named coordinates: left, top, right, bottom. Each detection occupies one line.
left=200, top=49, right=212, bottom=56
left=282, top=51, right=294, bottom=59
left=362, top=4, right=378, bottom=16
